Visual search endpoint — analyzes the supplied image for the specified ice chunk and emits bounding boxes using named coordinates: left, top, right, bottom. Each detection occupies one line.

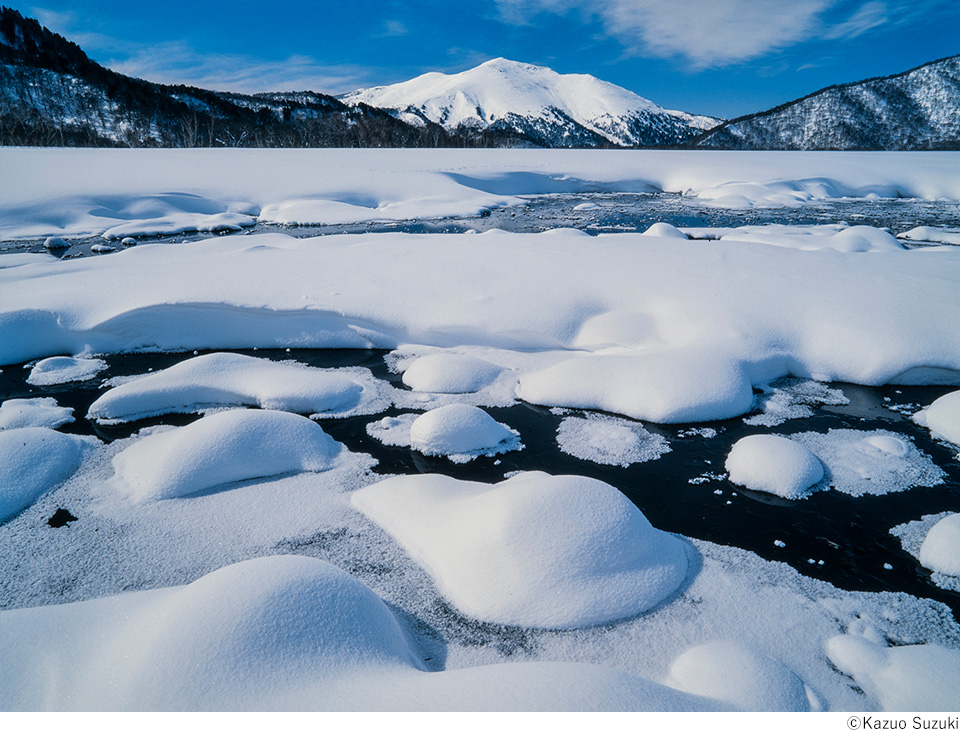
left=666, top=641, right=814, bottom=711
left=0, top=397, right=74, bottom=430
left=352, top=471, right=688, bottom=629
left=825, top=635, right=960, bottom=711
left=725, top=435, right=823, bottom=499
left=918, top=513, right=960, bottom=577
left=556, top=413, right=670, bottom=467
left=913, top=390, right=960, bottom=447
left=112, top=409, right=341, bottom=502
left=88, top=352, right=366, bottom=423
left=401, top=353, right=503, bottom=393
left=0, top=428, right=93, bottom=522
left=27, top=356, right=107, bottom=386
left=407, top=404, right=521, bottom=462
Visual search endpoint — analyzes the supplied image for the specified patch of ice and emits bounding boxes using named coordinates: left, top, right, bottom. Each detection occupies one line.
left=26, top=355, right=107, bottom=386
left=0, top=397, right=74, bottom=430
left=788, top=429, right=944, bottom=497
left=725, top=435, right=824, bottom=500
left=407, top=404, right=521, bottom=463
left=745, top=377, right=849, bottom=427
left=111, top=409, right=342, bottom=502
left=666, top=641, right=815, bottom=711
left=825, top=635, right=960, bottom=711
left=87, top=352, right=381, bottom=423
left=351, top=471, right=688, bottom=629
left=0, top=428, right=94, bottom=522
left=556, top=413, right=670, bottom=467
left=913, top=390, right=960, bottom=449
left=400, top=353, right=503, bottom=394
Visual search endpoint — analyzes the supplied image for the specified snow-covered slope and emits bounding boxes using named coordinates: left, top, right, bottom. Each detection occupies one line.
left=342, top=58, right=719, bottom=148
left=695, top=55, right=960, bottom=150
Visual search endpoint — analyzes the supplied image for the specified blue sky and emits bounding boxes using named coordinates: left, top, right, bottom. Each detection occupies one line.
left=20, top=0, right=960, bottom=118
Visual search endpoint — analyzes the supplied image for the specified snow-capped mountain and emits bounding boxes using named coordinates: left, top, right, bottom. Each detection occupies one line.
left=694, top=55, right=960, bottom=150
left=341, top=58, right=720, bottom=148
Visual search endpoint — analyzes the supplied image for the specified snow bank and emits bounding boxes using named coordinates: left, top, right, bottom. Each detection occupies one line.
left=825, top=635, right=960, bottom=711
left=26, top=355, right=106, bottom=385
left=666, top=641, right=815, bottom=711
left=725, top=435, right=824, bottom=500
left=102, top=211, right=255, bottom=240
left=0, top=397, right=73, bottom=430
left=0, top=253, right=57, bottom=269
left=710, top=224, right=903, bottom=252
left=788, top=429, right=944, bottom=497
left=556, top=413, right=671, bottom=467
left=898, top=226, right=960, bottom=246
left=88, top=352, right=368, bottom=422
left=112, top=409, right=341, bottom=501
left=407, top=404, right=521, bottom=462
left=351, top=471, right=688, bottom=629
left=913, top=390, right=960, bottom=448
left=400, top=353, right=503, bottom=393
left=0, top=428, right=93, bottom=522
left=918, top=514, right=960, bottom=577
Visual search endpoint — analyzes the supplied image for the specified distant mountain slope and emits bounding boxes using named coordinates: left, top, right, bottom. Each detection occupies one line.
left=694, top=55, right=960, bottom=150
left=341, top=58, right=720, bottom=148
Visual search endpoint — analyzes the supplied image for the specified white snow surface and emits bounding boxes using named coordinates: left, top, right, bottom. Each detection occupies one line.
left=406, top=404, right=521, bottom=463
left=112, top=409, right=342, bottom=502
left=87, top=352, right=381, bottom=423
left=26, top=355, right=107, bottom=386
left=0, top=397, right=74, bottom=430
left=913, top=390, right=960, bottom=448
left=725, top=435, right=824, bottom=500
left=400, top=353, right=503, bottom=393
left=788, top=429, right=944, bottom=497
left=556, top=413, right=671, bottom=467
left=351, top=471, right=689, bottom=629
left=0, top=428, right=94, bottom=522
left=2, top=149, right=959, bottom=239
left=825, top=635, right=960, bottom=711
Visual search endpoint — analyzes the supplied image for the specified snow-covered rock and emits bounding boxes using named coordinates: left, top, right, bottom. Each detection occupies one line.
left=642, top=222, right=689, bottom=239
left=26, top=355, right=106, bottom=385
left=0, top=427, right=94, bottom=522
left=112, top=409, right=341, bottom=502
left=725, top=435, right=824, bottom=499
left=401, top=353, right=503, bottom=393
left=0, top=397, right=74, bottom=430
left=351, top=471, right=688, bottom=629
left=88, top=352, right=367, bottom=423
left=918, top=513, right=960, bottom=577
left=42, top=236, right=69, bottom=250
left=913, top=390, right=960, bottom=447
left=407, top=404, right=521, bottom=462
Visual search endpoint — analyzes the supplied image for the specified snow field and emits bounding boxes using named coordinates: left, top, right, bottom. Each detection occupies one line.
left=352, top=471, right=689, bottom=629
left=111, top=409, right=342, bottom=502
left=725, top=435, right=824, bottom=500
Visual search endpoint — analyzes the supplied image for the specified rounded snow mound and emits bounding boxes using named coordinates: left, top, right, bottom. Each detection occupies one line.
left=0, top=427, right=93, bottom=522
left=914, top=390, right=960, bottom=447
left=88, top=352, right=363, bottom=423
left=725, top=434, right=824, bottom=499
left=0, top=397, right=73, bottom=430
left=641, top=222, right=688, bottom=239
left=409, top=404, right=520, bottom=461
left=113, top=409, right=341, bottom=501
left=84, top=556, right=419, bottom=709
left=401, top=353, right=503, bottom=394
left=830, top=226, right=903, bottom=252
left=351, top=471, right=689, bottom=629
left=27, top=356, right=107, bottom=386
left=666, top=641, right=814, bottom=711
left=919, top=513, right=960, bottom=577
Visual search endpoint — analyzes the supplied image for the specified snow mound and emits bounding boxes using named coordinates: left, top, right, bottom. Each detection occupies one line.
left=788, top=429, right=944, bottom=497
left=43, top=236, right=69, bottom=249
left=556, top=413, right=671, bottom=467
left=716, top=224, right=903, bottom=252
left=918, top=513, right=960, bottom=577
left=825, top=635, right=960, bottom=711
left=725, top=435, right=824, bottom=499
left=112, top=409, right=341, bottom=502
left=351, top=471, right=689, bottom=629
left=0, top=428, right=94, bottom=522
left=898, top=226, right=960, bottom=246
left=913, top=390, right=960, bottom=448
left=401, top=353, right=503, bottom=393
left=642, top=222, right=688, bottom=239
left=666, top=641, right=814, bottom=711
left=408, top=404, right=521, bottom=462
left=88, top=352, right=367, bottom=423
left=26, top=355, right=107, bottom=385
left=0, top=397, right=74, bottom=430
left=889, top=512, right=960, bottom=593
left=517, top=352, right=753, bottom=423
